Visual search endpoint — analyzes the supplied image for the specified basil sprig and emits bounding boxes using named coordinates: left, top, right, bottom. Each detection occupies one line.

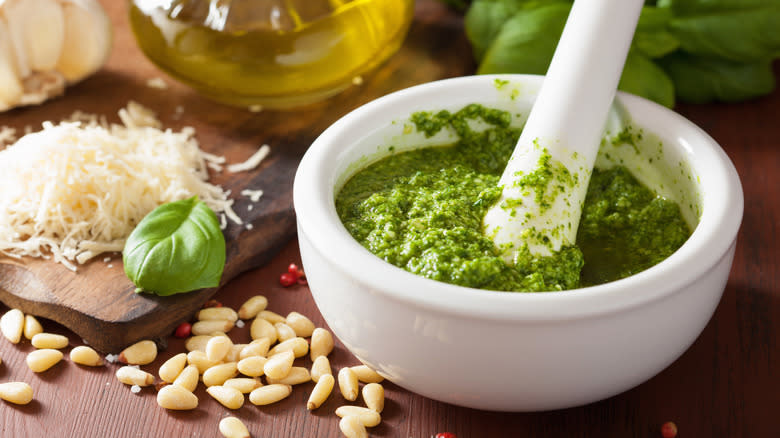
left=123, top=196, right=226, bottom=296
left=463, top=0, right=780, bottom=107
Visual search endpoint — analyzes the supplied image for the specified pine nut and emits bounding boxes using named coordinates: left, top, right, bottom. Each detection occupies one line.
left=185, top=335, right=213, bottom=352
left=192, top=319, right=234, bottom=336
left=306, top=373, right=334, bottom=410
left=116, top=366, right=155, bottom=386
left=197, top=307, right=238, bottom=322
left=69, top=346, right=104, bottom=366
left=310, top=328, right=334, bottom=360
left=257, top=310, right=285, bottom=325
left=157, top=384, right=198, bottom=410
left=337, top=367, right=359, bottom=401
left=285, top=312, right=315, bottom=338
left=362, top=383, right=384, bottom=413
left=226, top=344, right=246, bottom=362
left=173, top=365, right=200, bottom=392
left=203, top=362, right=238, bottom=387
left=1, top=308, right=24, bottom=344
left=274, top=322, right=296, bottom=343
left=187, top=350, right=220, bottom=374
left=223, top=377, right=262, bottom=394
left=339, top=415, right=367, bottom=438
left=0, top=382, right=33, bottom=405
left=240, top=338, right=271, bottom=359
left=26, top=349, right=63, bottom=372
left=263, top=350, right=294, bottom=380
left=118, top=340, right=157, bottom=365
left=249, top=317, right=277, bottom=343
left=311, top=356, right=332, bottom=383
left=219, top=416, right=251, bottom=438
left=267, top=337, right=308, bottom=358
left=238, top=295, right=268, bottom=320
left=335, top=406, right=382, bottom=427
left=159, top=352, right=188, bottom=383
left=248, top=384, right=292, bottom=406
left=23, top=315, right=43, bottom=340
left=31, top=333, right=69, bottom=350
left=237, top=355, right=267, bottom=377
left=206, top=385, right=245, bottom=410
left=266, top=366, right=311, bottom=386
left=351, top=365, right=384, bottom=384
left=206, top=335, right=233, bottom=362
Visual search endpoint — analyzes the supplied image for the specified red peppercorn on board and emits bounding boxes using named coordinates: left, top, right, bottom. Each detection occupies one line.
left=0, top=1, right=473, bottom=353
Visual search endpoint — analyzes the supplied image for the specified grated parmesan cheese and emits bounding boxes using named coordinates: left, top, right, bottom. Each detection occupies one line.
left=0, top=102, right=240, bottom=271
left=227, top=144, right=270, bottom=173
left=240, top=189, right=264, bottom=202
left=0, top=126, right=16, bottom=148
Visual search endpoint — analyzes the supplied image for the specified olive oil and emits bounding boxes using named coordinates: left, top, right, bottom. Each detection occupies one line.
left=129, top=0, right=414, bottom=108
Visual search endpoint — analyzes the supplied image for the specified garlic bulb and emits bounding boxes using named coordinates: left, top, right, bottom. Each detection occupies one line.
left=0, top=0, right=112, bottom=111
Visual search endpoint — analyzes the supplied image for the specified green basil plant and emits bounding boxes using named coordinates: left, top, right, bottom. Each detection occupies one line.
left=461, top=0, right=780, bottom=107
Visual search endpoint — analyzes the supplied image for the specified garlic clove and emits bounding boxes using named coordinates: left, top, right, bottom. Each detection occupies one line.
left=0, top=0, right=112, bottom=112
left=19, top=71, right=65, bottom=106
left=0, top=9, right=29, bottom=79
left=56, top=0, right=112, bottom=83
left=0, top=18, right=23, bottom=110
left=4, top=0, right=65, bottom=73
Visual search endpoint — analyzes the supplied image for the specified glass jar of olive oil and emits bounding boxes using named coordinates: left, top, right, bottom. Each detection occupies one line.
left=129, top=0, right=415, bottom=109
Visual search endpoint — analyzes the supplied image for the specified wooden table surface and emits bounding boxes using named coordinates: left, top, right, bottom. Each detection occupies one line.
left=1, top=1, right=778, bottom=437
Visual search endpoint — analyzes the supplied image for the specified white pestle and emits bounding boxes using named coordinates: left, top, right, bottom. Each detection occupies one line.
left=483, top=0, right=644, bottom=263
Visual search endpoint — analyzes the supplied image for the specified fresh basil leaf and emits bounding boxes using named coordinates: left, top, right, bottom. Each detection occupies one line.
left=634, top=30, right=679, bottom=58
left=658, top=0, right=777, bottom=15
left=665, top=2, right=780, bottom=62
left=634, top=6, right=679, bottom=58
left=123, top=196, right=226, bottom=296
left=619, top=50, right=676, bottom=107
left=659, top=53, right=776, bottom=103
left=637, top=5, right=672, bottom=30
left=465, top=0, right=528, bottom=61
left=477, top=3, right=571, bottom=75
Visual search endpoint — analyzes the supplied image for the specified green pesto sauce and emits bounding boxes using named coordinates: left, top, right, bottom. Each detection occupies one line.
left=335, top=104, right=691, bottom=292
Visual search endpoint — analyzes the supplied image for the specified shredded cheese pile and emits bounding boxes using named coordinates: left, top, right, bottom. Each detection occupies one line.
left=0, top=102, right=241, bottom=271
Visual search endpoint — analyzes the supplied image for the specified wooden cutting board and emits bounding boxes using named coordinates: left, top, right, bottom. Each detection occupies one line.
left=0, top=1, right=474, bottom=353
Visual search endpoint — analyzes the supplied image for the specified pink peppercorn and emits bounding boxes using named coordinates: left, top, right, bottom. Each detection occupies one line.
left=173, top=322, right=191, bottom=338
left=661, top=421, right=678, bottom=438
left=288, top=263, right=304, bottom=277
left=279, top=272, right=297, bottom=287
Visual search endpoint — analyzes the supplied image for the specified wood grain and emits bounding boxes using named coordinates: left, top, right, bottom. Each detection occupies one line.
left=0, top=1, right=777, bottom=437
left=0, top=0, right=472, bottom=353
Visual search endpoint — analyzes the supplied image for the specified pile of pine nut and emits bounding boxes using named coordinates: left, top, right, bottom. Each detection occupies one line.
left=0, top=295, right=387, bottom=438
left=0, top=308, right=105, bottom=404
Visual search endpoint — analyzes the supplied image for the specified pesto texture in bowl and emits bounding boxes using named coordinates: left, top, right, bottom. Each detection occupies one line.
left=335, top=104, right=692, bottom=292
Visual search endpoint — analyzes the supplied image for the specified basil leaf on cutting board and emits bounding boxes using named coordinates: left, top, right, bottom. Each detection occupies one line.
left=123, top=196, right=226, bottom=296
